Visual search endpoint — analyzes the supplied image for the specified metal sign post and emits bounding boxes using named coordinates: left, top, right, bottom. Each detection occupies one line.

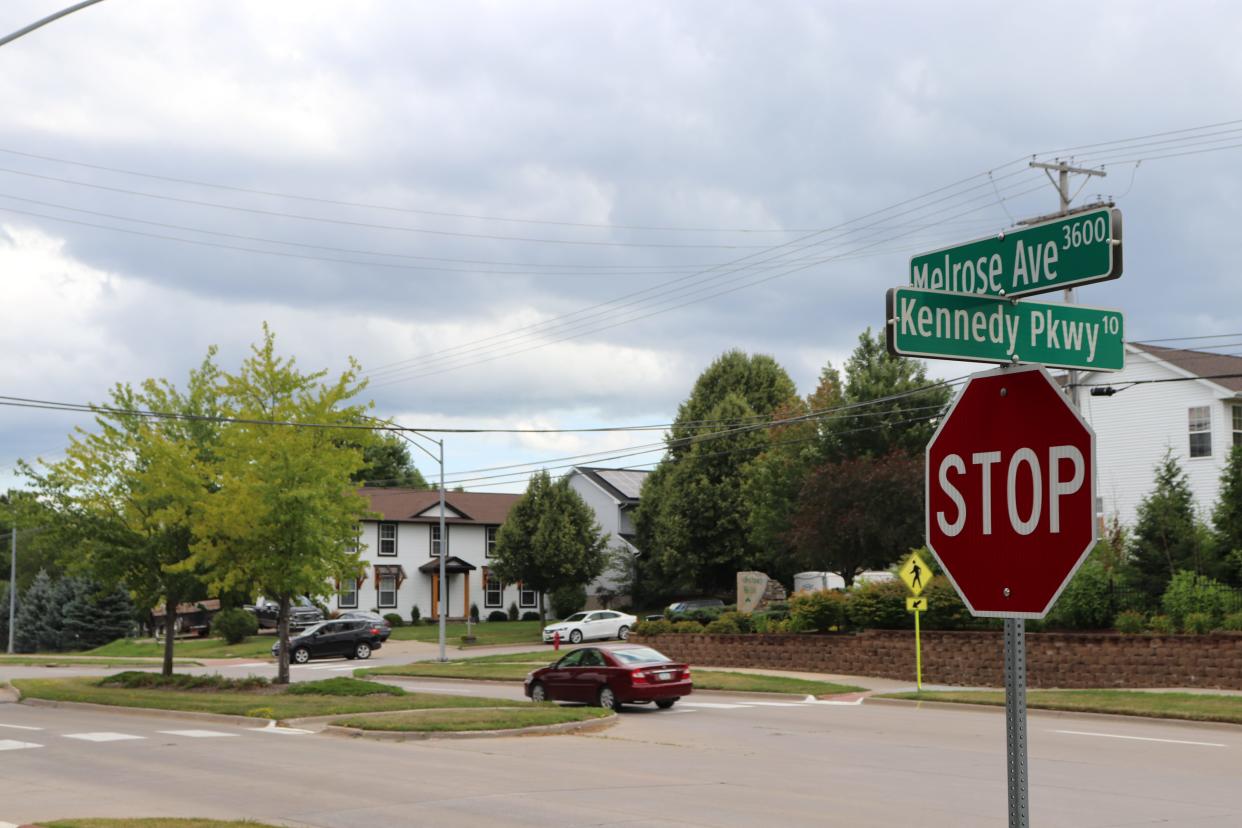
left=1004, top=618, right=1029, bottom=828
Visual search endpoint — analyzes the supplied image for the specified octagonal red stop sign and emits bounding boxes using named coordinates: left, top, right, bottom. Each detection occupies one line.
left=926, top=364, right=1097, bottom=618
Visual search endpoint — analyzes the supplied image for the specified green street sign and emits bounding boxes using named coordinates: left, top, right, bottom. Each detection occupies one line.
left=910, top=207, right=1122, bottom=299
left=886, top=286, right=1125, bottom=372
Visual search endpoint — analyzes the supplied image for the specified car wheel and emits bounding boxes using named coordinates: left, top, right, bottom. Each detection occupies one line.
left=292, top=647, right=311, bottom=664
left=655, top=698, right=676, bottom=710
left=617, top=625, right=630, bottom=641
left=354, top=642, right=372, bottom=660
left=530, top=682, right=548, bottom=703
left=597, top=686, right=620, bottom=711
left=569, top=629, right=583, bottom=644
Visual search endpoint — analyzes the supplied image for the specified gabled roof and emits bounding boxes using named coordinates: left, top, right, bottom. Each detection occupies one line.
left=361, top=488, right=520, bottom=525
left=1130, top=343, right=1242, bottom=394
left=574, top=466, right=650, bottom=505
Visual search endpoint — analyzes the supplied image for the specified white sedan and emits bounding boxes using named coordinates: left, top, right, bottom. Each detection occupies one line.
left=543, top=610, right=638, bottom=644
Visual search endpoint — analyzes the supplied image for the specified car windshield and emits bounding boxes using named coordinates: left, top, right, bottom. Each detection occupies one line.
left=608, top=647, right=670, bottom=665
left=562, top=613, right=589, bottom=623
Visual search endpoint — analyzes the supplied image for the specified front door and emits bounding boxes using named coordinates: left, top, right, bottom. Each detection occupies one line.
left=431, top=574, right=450, bottom=620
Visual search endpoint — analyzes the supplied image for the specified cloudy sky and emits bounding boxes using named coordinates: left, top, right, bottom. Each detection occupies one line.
left=2, top=0, right=1241, bottom=492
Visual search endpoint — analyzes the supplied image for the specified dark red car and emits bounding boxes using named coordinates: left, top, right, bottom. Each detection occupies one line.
left=523, top=644, right=692, bottom=711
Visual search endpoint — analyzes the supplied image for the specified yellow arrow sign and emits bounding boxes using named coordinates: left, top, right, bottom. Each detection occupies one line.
left=899, top=551, right=932, bottom=596
left=907, top=597, right=928, bottom=612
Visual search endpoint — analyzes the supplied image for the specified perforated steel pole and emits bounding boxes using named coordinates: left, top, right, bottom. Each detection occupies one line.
left=1004, top=618, right=1029, bottom=828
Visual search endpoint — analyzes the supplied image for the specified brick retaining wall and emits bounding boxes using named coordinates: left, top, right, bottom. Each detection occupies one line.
left=633, top=630, right=1242, bottom=689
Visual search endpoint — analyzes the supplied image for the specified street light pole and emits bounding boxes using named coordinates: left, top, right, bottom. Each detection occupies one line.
left=7, top=527, right=15, bottom=654
left=0, top=0, right=110, bottom=49
left=437, top=438, right=447, bottom=663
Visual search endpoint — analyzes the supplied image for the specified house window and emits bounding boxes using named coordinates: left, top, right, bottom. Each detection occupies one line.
left=430, top=524, right=447, bottom=556
left=1189, top=406, right=1212, bottom=458
left=337, top=578, right=358, bottom=609
left=1233, top=405, right=1242, bottom=447
left=379, top=522, right=397, bottom=556
left=378, top=574, right=397, bottom=608
left=483, top=567, right=503, bottom=608
left=519, top=582, right=536, bottom=608
left=486, top=526, right=498, bottom=557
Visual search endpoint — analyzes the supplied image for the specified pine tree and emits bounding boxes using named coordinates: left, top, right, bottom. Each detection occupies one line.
left=0, top=582, right=10, bottom=646
left=14, top=569, right=58, bottom=653
left=91, top=584, right=136, bottom=647
left=1212, top=444, right=1242, bottom=585
left=59, top=577, right=96, bottom=652
left=1129, top=451, right=1209, bottom=600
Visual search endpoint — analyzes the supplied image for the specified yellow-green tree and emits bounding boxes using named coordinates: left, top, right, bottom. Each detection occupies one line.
left=20, top=352, right=223, bottom=675
left=188, top=326, right=374, bottom=684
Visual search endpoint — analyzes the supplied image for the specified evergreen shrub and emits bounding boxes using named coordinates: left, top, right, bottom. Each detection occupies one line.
left=213, top=608, right=258, bottom=644
left=1113, top=610, right=1146, bottom=634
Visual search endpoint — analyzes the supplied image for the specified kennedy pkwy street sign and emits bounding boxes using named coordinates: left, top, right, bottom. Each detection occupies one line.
left=886, top=286, right=1125, bottom=372
left=910, top=206, right=1122, bottom=300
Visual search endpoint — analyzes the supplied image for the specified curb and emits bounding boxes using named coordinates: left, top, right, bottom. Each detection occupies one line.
left=320, top=708, right=618, bottom=741
left=19, top=697, right=275, bottom=727
left=867, top=695, right=1242, bottom=732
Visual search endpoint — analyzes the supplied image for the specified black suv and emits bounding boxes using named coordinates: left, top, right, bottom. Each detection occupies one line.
left=272, top=619, right=390, bottom=663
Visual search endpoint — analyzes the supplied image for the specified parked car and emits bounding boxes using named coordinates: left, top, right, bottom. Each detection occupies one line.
left=336, top=610, right=392, bottom=628
left=542, top=610, right=637, bottom=644
left=524, top=644, right=691, bottom=710
left=271, top=619, right=390, bottom=663
left=247, top=596, right=324, bottom=631
left=666, top=598, right=725, bottom=616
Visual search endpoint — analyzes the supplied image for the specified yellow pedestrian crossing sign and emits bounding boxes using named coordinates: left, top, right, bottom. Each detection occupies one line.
left=899, top=551, right=932, bottom=596
left=907, top=597, right=928, bottom=612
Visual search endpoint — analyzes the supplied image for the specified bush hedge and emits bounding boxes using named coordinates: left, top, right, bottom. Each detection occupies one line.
left=383, top=613, right=405, bottom=628
left=486, top=610, right=508, bottom=622
left=212, top=608, right=258, bottom=644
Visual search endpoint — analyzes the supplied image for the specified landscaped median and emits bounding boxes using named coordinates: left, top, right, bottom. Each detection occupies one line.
left=0, top=655, right=202, bottom=668
left=356, top=649, right=866, bottom=696
left=877, top=689, right=1242, bottom=725
left=12, top=673, right=525, bottom=721
left=326, top=705, right=614, bottom=740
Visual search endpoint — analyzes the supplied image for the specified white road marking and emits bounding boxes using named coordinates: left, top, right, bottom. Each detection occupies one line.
left=157, top=729, right=236, bottom=738
left=744, top=701, right=804, bottom=707
left=1, top=820, right=23, bottom=827
left=63, top=732, right=144, bottom=742
left=0, top=739, right=42, bottom=751
left=1052, top=729, right=1227, bottom=748
left=234, top=662, right=267, bottom=668
left=678, top=702, right=751, bottom=710
left=328, top=666, right=358, bottom=672
left=803, top=694, right=864, bottom=706
left=307, top=664, right=341, bottom=671
left=0, top=723, right=43, bottom=731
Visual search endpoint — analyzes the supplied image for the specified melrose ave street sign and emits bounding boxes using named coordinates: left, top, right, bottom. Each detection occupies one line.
left=910, top=206, right=1122, bottom=299
left=885, top=286, right=1125, bottom=372
left=925, top=364, right=1097, bottom=618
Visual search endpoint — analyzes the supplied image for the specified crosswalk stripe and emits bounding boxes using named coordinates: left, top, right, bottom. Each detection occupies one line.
left=157, top=729, right=236, bottom=738
left=743, top=701, right=803, bottom=707
left=249, top=725, right=313, bottom=735
left=63, top=732, right=144, bottom=742
left=0, top=722, right=43, bottom=731
left=677, top=702, right=750, bottom=709
left=0, top=739, right=42, bottom=751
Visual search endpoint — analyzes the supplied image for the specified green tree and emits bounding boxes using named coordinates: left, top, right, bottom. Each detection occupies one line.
left=354, top=433, right=430, bottom=489
left=186, top=326, right=373, bottom=684
left=818, top=329, right=951, bottom=461
left=1212, top=444, right=1242, bottom=585
left=490, top=470, right=608, bottom=624
left=14, top=569, right=57, bottom=653
left=1129, top=451, right=1211, bottom=600
left=19, top=353, right=223, bottom=674
left=786, top=451, right=923, bottom=587
left=636, top=351, right=799, bottom=596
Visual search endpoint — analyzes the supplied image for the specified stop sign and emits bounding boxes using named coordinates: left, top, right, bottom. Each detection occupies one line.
left=926, top=364, right=1097, bottom=618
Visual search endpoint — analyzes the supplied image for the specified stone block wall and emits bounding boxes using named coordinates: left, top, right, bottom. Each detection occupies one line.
left=633, top=630, right=1242, bottom=689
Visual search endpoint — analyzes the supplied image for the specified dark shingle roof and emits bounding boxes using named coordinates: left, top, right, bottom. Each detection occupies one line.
left=1132, top=343, right=1242, bottom=393
left=361, top=489, right=520, bottom=525
left=576, top=466, right=650, bottom=504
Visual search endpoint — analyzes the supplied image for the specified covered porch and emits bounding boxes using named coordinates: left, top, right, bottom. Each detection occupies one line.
left=417, top=556, right=477, bottom=620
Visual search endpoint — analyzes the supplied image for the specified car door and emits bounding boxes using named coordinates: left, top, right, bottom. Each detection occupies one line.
left=540, top=649, right=583, bottom=701
left=595, top=611, right=622, bottom=639
left=581, top=612, right=607, bottom=641
left=573, top=648, right=610, bottom=702
left=316, top=622, right=347, bottom=657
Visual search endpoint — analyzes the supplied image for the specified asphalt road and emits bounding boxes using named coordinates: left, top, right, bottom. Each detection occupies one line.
left=2, top=669, right=1240, bottom=827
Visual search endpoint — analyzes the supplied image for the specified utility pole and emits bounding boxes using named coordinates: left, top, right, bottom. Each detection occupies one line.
left=1029, top=160, right=1107, bottom=408
left=0, top=0, right=109, bottom=49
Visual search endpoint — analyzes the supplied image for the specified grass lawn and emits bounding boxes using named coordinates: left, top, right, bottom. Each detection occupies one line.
left=0, top=655, right=200, bottom=667
left=13, top=675, right=524, bottom=720
left=881, top=689, right=1242, bottom=725
left=359, top=652, right=865, bottom=696
left=87, top=637, right=275, bottom=660
left=40, top=821, right=278, bottom=828
left=332, top=705, right=611, bottom=733
left=387, top=619, right=543, bottom=647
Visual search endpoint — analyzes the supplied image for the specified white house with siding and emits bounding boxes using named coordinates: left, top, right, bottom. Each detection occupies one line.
left=1076, top=343, right=1242, bottom=527
left=341, top=488, right=541, bottom=621
left=567, top=466, right=649, bottom=608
